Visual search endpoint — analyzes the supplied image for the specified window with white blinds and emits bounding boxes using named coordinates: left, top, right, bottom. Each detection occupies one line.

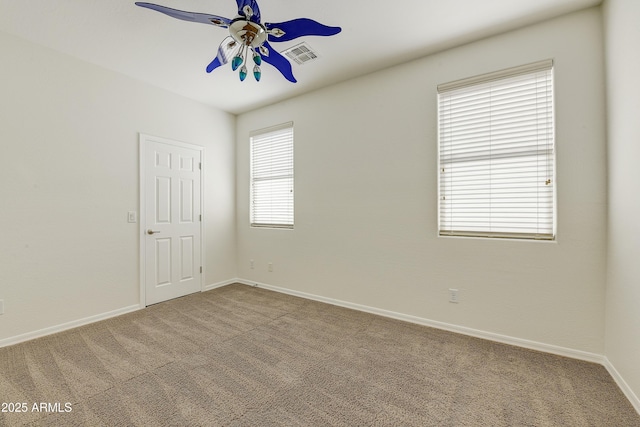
left=250, top=122, right=294, bottom=228
left=437, top=60, right=555, bottom=240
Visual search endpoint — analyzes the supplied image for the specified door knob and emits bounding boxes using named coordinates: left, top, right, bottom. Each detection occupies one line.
left=147, top=229, right=161, bottom=235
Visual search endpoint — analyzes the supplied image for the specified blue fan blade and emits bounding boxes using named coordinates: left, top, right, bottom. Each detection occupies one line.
left=261, top=43, right=297, bottom=83
left=206, top=57, right=223, bottom=73
left=265, top=18, right=341, bottom=43
left=236, top=0, right=261, bottom=23
left=206, top=38, right=236, bottom=73
left=135, top=2, right=231, bottom=27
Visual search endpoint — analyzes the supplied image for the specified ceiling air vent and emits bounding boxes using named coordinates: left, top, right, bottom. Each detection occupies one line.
left=281, top=42, right=319, bottom=65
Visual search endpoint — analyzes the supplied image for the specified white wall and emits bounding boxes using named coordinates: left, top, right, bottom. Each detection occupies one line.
left=0, top=31, right=236, bottom=342
left=237, top=8, right=607, bottom=354
left=604, top=0, right=640, bottom=407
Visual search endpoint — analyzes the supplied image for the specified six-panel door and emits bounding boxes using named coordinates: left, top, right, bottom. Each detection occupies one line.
left=144, top=140, right=202, bottom=305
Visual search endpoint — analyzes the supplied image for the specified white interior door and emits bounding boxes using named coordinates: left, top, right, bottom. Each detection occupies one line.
left=142, top=135, right=202, bottom=306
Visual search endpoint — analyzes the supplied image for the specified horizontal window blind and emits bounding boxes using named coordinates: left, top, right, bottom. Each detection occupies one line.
left=250, top=123, right=294, bottom=228
left=438, top=60, right=555, bottom=240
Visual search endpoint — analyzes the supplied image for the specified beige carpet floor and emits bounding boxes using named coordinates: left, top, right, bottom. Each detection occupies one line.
left=0, top=283, right=638, bottom=426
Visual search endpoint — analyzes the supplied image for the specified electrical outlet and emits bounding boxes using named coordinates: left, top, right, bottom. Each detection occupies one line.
left=250, top=259, right=254, bottom=269
left=268, top=262, right=273, bottom=272
left=0, top=299, right=4, bottom=315
left=449, top=289, right=459, bottom=304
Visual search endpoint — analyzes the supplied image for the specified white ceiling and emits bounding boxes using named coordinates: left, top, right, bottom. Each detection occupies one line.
left=0, top=0, right=600, bottom=114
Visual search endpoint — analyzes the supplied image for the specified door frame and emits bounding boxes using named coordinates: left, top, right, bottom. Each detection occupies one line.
left=139, top=133, right=205, bottom=308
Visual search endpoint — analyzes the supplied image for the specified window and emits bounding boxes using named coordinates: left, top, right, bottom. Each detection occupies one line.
left=250, top=122, right=294, bottom=228
left=438, top=60, right=555, bottom=240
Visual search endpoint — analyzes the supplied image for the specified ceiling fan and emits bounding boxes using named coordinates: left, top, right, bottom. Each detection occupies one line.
left=135, top=1, right=342, bottom=83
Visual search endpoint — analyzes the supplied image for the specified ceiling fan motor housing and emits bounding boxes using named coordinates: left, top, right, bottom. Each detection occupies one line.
left=229, top=19, right=267, bottom=47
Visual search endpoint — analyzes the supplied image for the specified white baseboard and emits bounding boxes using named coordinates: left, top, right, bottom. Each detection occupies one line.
left=0, top=304, right=141, bottom=349
left=203, top=278, right=239, bottom=292
left=603, top=357, right=640, bottom=415
left=0, top=279, right=238, bottom=349
left=237, top=279, right=640, bottom=414
left=236, top=279, right=604, bottom=365
left=0, top=278, right=607, bottom=365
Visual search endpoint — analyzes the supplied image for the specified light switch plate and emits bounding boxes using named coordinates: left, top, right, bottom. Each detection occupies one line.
left=128, top=211, right=137, bottom=223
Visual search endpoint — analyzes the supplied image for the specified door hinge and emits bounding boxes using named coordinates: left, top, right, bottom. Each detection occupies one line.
left=199, top=214, right=202, bottom=221
left=200, top=266, right=203, bottom=274
left=199, top=162, right=202, bottom=170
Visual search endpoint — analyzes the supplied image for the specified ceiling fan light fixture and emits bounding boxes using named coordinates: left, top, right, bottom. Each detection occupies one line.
left=239, top=65, right=248, bottom=81
left=231, top=54, right=244, bottom=71
left=253, top=65, right=262, bottom=81
left=252, top=50, right=262, bottom=66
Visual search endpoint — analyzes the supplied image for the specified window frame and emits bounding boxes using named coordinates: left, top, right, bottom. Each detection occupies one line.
left=437, top=60, right=556, bottom=241
left=249, top=122, right=295, bottom=229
